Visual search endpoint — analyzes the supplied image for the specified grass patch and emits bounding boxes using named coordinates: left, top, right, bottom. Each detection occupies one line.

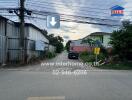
left=79, top=52, right=105, bottom=62
left=96, top=62, right=132, bottom=70
left=79, top=51, right=132, bottom=70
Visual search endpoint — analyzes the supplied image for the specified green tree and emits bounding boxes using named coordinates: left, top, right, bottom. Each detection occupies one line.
left=48, top=34, right=64, bottom=53
left=56, top=36, right=64, bottom=43
left=65, top=40, right=71, bottom=52
left=56, top=42, right=64, bottom=53
left=110, top=21, right=132, bottom=60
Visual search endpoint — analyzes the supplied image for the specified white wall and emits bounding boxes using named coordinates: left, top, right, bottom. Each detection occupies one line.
left=26, top=26, right=49, bottom=61
left=103, top=35, right=111, bottom=47
left=49, top=45, right=56, bottom=53
left=85, top=35, right=111, bottom=47
left=28, top=27, right=49, bottom=44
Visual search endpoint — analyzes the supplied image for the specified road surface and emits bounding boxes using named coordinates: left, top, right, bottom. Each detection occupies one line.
left=0, top=51, right=132, bottom=100
left=0, top=71, right=132, bottom=100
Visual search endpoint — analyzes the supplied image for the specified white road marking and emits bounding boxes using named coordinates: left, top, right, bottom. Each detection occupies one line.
left=27, top=96, right=65, bottom=100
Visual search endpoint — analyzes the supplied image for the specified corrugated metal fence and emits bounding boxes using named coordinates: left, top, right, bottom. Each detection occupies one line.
left=0, top=35, right=7, bottom=64
left=0, top=37, right=47, bottom=64
left=7, top=38, right=46, bottom=63
left=7, top=37, right=23, bottom=63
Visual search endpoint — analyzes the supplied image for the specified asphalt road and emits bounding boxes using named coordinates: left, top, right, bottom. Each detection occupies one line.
left=0, top=71, right=132, bottom=100
left=0, top=51, right=132, bottom=100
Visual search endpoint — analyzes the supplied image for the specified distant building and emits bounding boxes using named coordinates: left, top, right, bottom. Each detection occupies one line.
left=69, top=32, right=112, bottom=53
left=84, top=32, right=112, bottom=48
left=0, top=15, right=50, bottom=64
left=70, top=39, right=92, bottom=53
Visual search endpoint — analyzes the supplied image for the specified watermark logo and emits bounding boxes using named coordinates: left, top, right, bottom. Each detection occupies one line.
left=111, top=5, right=125, bottom=16
left=52, top=70, right=88, bottom=75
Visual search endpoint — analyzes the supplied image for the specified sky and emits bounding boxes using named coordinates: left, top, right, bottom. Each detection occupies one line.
left=0, top=0, right=132, bottom=43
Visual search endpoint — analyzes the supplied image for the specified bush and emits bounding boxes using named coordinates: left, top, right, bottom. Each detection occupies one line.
left=45, top=52, right=56, bottom=59
left=100, top=46, right=109, bottom=57
left=98, top=53, right=106, bottom=61
left=80, top=51, right=90, bottom=56
left=80, top=51, right=106, bottom=62
left=110, top=21, right=132, bottom=60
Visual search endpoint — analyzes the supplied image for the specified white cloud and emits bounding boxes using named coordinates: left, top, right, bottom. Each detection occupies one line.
left=1, top=0, right=132, bottom=42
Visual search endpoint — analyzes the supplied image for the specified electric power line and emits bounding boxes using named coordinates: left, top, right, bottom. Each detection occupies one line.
left=26, top=0, right=114, bottom=11
left=0, top=13, right=120, bottom=27
left=30, top=9, right=120, bottom=22
left=0, top=0, right=129, bottom=28
left=25, top=3, right=110, bottom=15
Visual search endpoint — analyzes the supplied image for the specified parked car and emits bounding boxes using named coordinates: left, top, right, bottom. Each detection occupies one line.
left=68, top=51, right=79, bottom=59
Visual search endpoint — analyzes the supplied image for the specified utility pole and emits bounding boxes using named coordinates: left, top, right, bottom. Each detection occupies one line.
left=7, top=0, right=31, bottom=63
left=19, top=0, right=26, bottom=63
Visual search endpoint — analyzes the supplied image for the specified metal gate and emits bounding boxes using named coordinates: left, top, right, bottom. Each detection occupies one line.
left=0, top=35, right=7, bottom=64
